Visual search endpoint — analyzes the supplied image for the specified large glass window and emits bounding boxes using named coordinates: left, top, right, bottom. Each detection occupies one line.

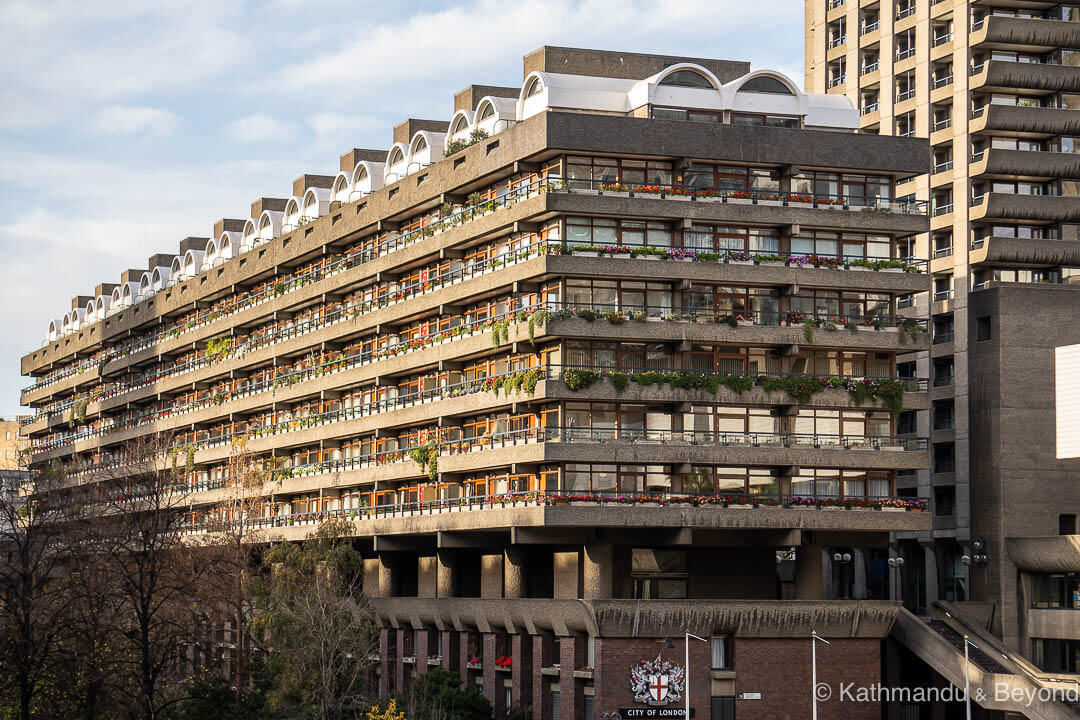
left=566, top=156, right=673, bottom=187
left=631, top=548, right=688, bottom=599
left=566, top=217, right=673, bottom=248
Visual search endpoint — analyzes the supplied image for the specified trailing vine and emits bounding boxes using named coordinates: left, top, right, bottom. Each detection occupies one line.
left=407, top=444, right=439, bottom=480
left=563, top=370, right=907, bottom=414
left=206, top=336, right=234, bottom=360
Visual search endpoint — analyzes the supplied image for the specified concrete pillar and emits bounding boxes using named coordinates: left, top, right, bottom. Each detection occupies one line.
left=481, top=554, right=504, bottom=598
left=379, top=627, right=393, bottom=697
left=796, top=544, right=825, bottom=600
left=532, top=634, right=552, bottom=720
left=363, top=558, right=383, bottom=597
left=922, top=541, right=940, bottom=605
left=853, top=548, right=868, bottom=600
left=437, top=550, right=458, bottom=598
left=379, top=554, right=396, bottom=597
left=458, top=630, right=473, bottom=678
left=483, top=633, right=498, bottom=713
left=553, top=550, right=580, bottom=599
left=418, top=556, right=437, bottom=598
left=504, top=547, right=527, bottom=599
left=583, top=542, right=613, bottom=600
left=440, top=630, right=459, bottom=673
left=559, top=635, right=585, bottom=720
left=511, top=633, right=533, bottom=715
left=416, top=630, right=430, bottom=675
left=394, top=628, right=406, bottom=694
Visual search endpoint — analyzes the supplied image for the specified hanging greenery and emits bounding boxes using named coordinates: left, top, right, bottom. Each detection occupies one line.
left=407, top=444, right=439, bottom=480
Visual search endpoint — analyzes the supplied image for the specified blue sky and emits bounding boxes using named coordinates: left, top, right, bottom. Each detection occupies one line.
left=0, top=0, right=804, bottom=417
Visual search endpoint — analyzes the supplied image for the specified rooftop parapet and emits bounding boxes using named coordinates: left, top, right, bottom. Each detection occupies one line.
left=524, top=45, right=750, bottom=83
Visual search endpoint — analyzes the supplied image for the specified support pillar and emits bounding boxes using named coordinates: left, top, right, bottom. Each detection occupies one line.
left=553, top=550, right=580, bottom=599
left=583, top=542, right=613, bottom=600
left=418, top=556, right=437, bottom=598
left=511, top=633, right=533, bottom=715
left=379, top=554, right=396, bottom=598
left=379, top=627, right=393, bottom=697
left=796, top=544, right=825, bottom=600
left=363, top=558, right=384, bottom=597
left=483, top=633, right=498, bottom=712
left=481, top=554, right=504, bottom=598
left=440, top=630, right=459, bottom=673
left=415, top=630, right=430, bottom=676
left=437, top=549, right=458, bottom=598
left=532, top=634, right=553, bottom=720
left=504, top=547, right=526, bottom=599
left=559, top=635, right=585, bottom=720
left=853, top=548, right=868, bottom=600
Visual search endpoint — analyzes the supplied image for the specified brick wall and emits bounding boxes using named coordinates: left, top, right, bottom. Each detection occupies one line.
left=594, top=637, right=712, bottom=718
left=735, top=637, right=881, bottom=720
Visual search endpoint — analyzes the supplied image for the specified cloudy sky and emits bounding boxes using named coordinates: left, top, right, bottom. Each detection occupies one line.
left=0, top=0, right=803, bottom=416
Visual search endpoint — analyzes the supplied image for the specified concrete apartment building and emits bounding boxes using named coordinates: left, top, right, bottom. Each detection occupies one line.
left=807, top=0, right=1080, bottom=684
left=25, top=43, right=1073, bottom=717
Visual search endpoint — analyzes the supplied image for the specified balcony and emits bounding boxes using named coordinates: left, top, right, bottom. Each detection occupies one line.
left=862, top=102, right=880, bottom=115
left=969, top=147, right=1080, bottom=180
left=1007, top=535, right=1080, bottom=573
left=933, top=331, right=954, bottom=345
left=970, top=104, right=1080, bottom=138
left=896, top=5, right=916, bottom=21
left=970, top=192, right=1080, bottom=223
left=933, top=246, right=954, bottom=259
left=969, top=235, right=1080, bottom=267
left=933, top=160, right=954, bottom=174
left=829, top=75, right=848, bottom=88
left=970, top=59, right=1080, bottom=95
left=971, top=16, right=1080, bottom=54
left=896, top=88, right=917, bottom=103
left=896, top=47, right=917, bottom=62
left=933, top=289, right=954, bottom=302
left=932, top=32, right=953, bottom=47
left=862, top=61, right=880, bottom=75
left=830, top=35, right=848, bottom=49
left=861, top=20, right=880, bottom=35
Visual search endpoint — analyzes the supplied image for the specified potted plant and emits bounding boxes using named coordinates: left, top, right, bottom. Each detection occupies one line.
left=726, top=250, right=754, bottom=266
left=571, top=244, right=602, bottom=258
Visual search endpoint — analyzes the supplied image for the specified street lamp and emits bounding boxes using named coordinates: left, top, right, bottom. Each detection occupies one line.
left=963, top=634, right=978, bottom=720
left=833, top=552, right=852, bottom=599
left=685, top=631, right=707, bottom=719
left=888, top=556, right=905, bottom=603
left=811, top=630, right=830, bottom=720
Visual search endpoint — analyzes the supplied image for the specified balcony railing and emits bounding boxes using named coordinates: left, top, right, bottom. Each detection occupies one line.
left=932, top=203, right=954, bottom=217
left=896, top=47, right=917, bottom=61
left=934, top=117, right=952, bottom=131
left=896, top=5, right=916, bottom=20
left=933, top=289, right=954, bottom=302
left=933, top=33, right=953, bottom=47
left=861, top=20, right=880, bottom=34
left=933, top=160, right=954, bottom=173
left=830, top=35, right=848, bottom=48
left=862, top=102, right=880, bottom=115
left=829, top=75, right=848, bottom=88
left=176, top=488, right=928, bottom=535
left=862, top=61, right=880, bottom=75
left=933, top=331, right=954, bottom=344
left=897, top=88, right=916, bottom=102
left=932, top=75, right=953, bottom=89
left=933, top=375, right=954, bottom=387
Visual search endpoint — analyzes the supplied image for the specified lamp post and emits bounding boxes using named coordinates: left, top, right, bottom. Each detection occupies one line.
left=888, top=555, right=905, bottom=604
left=832, top=551, right=852, bottom=599
left=685, top=631, right=707, bottom=719
left=963, top=634, right=978, bottom=720
left=811, top=630, right=830, bottom=720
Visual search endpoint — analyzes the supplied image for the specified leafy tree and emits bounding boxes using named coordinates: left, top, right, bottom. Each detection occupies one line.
left=171, top=677, right=266, bottom=720
left=250, top=519, right=377, bottom=720
left=403, top=668, right=492, bottom=720
left=365, top=698, right=406, bottom=720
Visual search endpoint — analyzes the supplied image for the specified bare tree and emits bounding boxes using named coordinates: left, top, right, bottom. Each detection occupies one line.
left=193, top=438, right=272, bottom=693
left=0, top=462, right=77, bottom=720
left=97, top=439, right=209, bottom=720
left=250, top=518, right=378, bottom=720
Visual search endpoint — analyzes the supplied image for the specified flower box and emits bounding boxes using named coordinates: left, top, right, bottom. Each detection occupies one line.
left=570, top=500, right=599, bottom=506
left=857, top=325, right=877, bottom=332
left=848, top=266, right=870, bottom=272
left=759, top=261, right=785, bottom=267
left=640, top=255, right=661, bottom=260
left=737, top=320, right=755, bottom=327
left=728, top=503, right=754, bottom=509
left=882, top=326, right=899, bottom=333
left=727, top=197, right=752, bottom=204
left=821, top=506, right=845, bottom=511
left=788, top=201, right=813, bottom=208
left=600, top=191, right=629, bottom=198
left=646, top=316, right=663, bottom=322
left=729, top=260, right=754, bottom=266
left=572, top=251, right=599, bottom=258
left=881, top=506, right=905, bottom=512
left=881, top=267, right=904, bottom=273
left=759, top=199, right=782, bottom=207
left=667, top=195, right=691, bottom=201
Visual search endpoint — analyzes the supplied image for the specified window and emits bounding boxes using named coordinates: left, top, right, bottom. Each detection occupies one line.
left=711, top=697, right=736, bottom=720
left=524, top=77, right=542, bottom=97
left=1061, top=514, right=1077, bottom=535
left=479, top=103, right=495, bottom=121
left=659, top=70, right=714, bottom=89
left=685, top=164, right=779, bottom=193
left=631, top=548, right=688, bottom=599
left=934, top=486, right=955, bottom=516
left=566, top=217, right=674, bottom=249
left=975, top=316, right=991, bottom=342
left=711, top=637, right=730, bottom=668
left=740, top=76, right=793, bottom=95
left=565, top=156, right=673, bottom=187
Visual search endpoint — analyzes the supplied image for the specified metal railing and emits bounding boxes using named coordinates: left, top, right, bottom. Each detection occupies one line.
left=861, top=20, right=880, bottom=34
left=932, top=74, right=953, bottom=89
left=862, top=102, right=880, bottom=115
left=896, top=5, right=916, bottom=20
left=933, top=289, right=954, bottom=302
left=897, top=88, right=916, bottom=102
left=896, top=47, right=916, bottom=61
left=862, top=61, right=880, bottom=75
left=933, top=375, right=954, bottom=387
left=933, top=160, right=954, bottom=173
left=933, top=246, right=954, bottom=258
left=933, top=331, right=954, bottom=344
left=934, top=117, right=952, bottom=131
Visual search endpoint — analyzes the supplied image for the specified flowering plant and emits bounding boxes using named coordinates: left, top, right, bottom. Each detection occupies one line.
left=495, top=656, right=513, bottom=667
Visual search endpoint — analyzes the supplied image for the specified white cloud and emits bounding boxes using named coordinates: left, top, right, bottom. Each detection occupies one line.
left=89, top=105, right=180, bottom=137
left=308, top=112, right=380, bottom=139
left=226, top=113, right=297, bottom=143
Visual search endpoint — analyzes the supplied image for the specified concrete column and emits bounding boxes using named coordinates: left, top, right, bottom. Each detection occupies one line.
left=437, top=550, right=458, bottom=598
left=796, top=544, right=825, bottom=600
left=853, top=548, right=868, bottom=600
left=363, top=558, right=383, bottom=597
left=583, top=542, right=613, bottom=600
left=532, top=634, right=552, bottom=720
left=379, top=628, right=393, bottom=697
left=559, top=635, right=585, bottom=720
left=458, top=630, right=472, bottom=679
left=553, top=550, right=580, bottom=599
left=922, top=542, right=940, bottom=605
left=504, top=547, right=527, bottom=599
left=418, top=556, right=437, bottom=598
left=379, top=554, right=396, bottom=598
left=481, top=554, right=504, bottom=598
left=511, top=633, right=533, bottom=714
left=394, top=628, right=406, bottom=694
left=440, top=630, right=459, bottom=673
left=482, top=633, right=498, bottom=713
left=416, top=630, right=430, bottom=676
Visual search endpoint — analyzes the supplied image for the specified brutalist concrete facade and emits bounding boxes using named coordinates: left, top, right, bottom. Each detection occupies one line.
left=22, top=47, right=940, bottom=718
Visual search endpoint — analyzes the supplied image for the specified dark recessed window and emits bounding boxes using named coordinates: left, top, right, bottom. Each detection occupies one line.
left=739, top=76, right=795, bottom=95
left=1061, top=514, right=1077, bottom=535
left=659, top=70, right=714, bottom=89
left=976, top=315, right=992, bottom=342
